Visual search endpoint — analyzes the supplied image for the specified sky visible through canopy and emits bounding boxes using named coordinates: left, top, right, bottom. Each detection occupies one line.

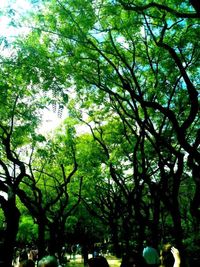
left=0, top=0, right=64, bottom=134
left=0, top=0, right=30, bottom=37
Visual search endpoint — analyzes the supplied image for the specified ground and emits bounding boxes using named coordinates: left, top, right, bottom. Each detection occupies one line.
left=14, top=254, right=121, bottom=267
left=66, top=254, right=121, bottom=267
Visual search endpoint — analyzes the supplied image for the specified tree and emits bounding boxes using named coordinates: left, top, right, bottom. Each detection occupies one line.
left=2, top=0, right=199, bottom=261
left=15, top=121, right=81, bottom=260
left=0, top=42, right=47, bottom=266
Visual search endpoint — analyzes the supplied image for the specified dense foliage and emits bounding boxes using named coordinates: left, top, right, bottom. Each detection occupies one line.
left=0, top=0, right=199, bottom=266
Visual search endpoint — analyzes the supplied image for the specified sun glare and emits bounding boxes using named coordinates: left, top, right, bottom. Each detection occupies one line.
left=0, top=0, right=32, bottom=37
left=0, top=0, right=65, bottom=134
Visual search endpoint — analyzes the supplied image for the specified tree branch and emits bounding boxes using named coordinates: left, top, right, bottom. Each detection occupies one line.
left=118, top=1, right=200, bottom=18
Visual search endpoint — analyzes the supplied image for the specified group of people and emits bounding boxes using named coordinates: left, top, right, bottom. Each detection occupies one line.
left=88, top=242, right=181, bottom=267
left=89, top=242, right=181, bottom=267
left=142, top=241, right=181, bottom=267
left=16, top=241, right=181, bottom=267
left=120, top=245, right=180, bottom=267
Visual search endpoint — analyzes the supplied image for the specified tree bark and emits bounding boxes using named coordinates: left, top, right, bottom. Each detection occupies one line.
left=2, top=195, right=20, bottom=267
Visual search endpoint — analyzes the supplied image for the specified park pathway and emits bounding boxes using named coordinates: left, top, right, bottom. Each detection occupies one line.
left=13, top=254, right=121, bottom=267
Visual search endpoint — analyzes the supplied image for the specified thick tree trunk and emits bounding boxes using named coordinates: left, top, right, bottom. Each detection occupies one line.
left=48, top=221, right=65, bottom=263
left=48, top=224, right=57, bottom=256
left=2, top=196, right=20, bottom=267
left=171, top=203, right=183, bottom=248
left=110, top=222, right=121, bottom=258
left=161, top=188, right=184, bottom=249
left=37, top=218, right=46, bottom=260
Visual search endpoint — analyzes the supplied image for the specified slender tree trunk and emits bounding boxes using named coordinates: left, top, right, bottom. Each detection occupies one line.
left=81, top=243, right=88, bottom=266
left=151, top=186, right=161, bottom=248
left=189, top=160, right=200, bottom=230
left=137, top=216, right=146, bottom=252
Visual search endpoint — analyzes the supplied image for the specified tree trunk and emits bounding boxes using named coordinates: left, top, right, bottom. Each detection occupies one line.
left=151, top=184, right=161, bottom=248
left=2, top=196, right=20, bottom=267
left=81, top=243, right=88, bottom=266
left=37, top=217, right=46, bottom=260
left=171, top=202, right=183, bottom=248
left=110, top=221, right=121, bottom=258
left=48, top=221, right=65, bottom=263
left=48, top=224, right=57, bottom=256
left=189, top=160, right=200, bottom=229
